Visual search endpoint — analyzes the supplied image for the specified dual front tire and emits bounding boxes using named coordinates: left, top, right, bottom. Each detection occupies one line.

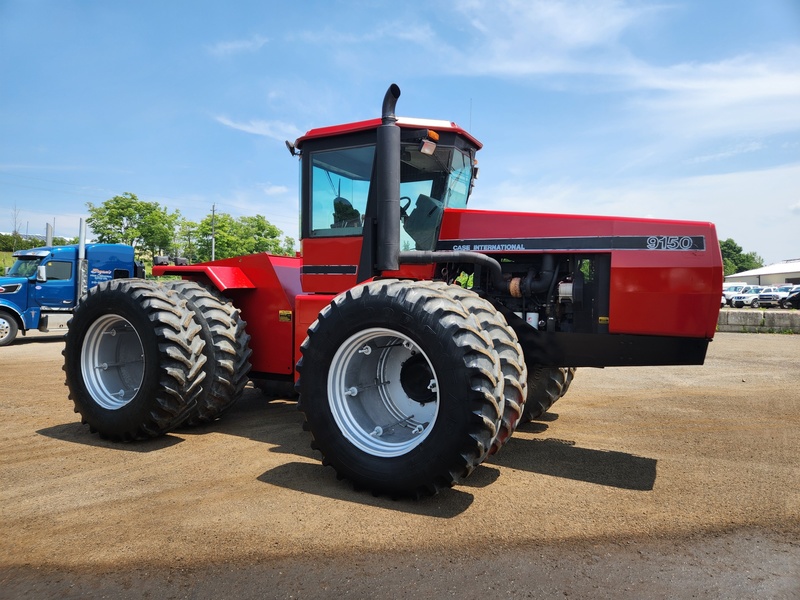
left=297, top=279, right=530, bottom=497
left=298, top=280, right=504, bottom=496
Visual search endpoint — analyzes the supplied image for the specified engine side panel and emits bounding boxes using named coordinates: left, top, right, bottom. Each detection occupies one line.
left=439, top=208, right=722, bottom=340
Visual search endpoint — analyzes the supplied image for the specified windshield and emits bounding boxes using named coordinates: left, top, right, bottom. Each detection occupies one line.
left=308, top=142, right=474, bottom=251
left=6, top=257, right=42, bottom=278
left=399, top=145, right=473, bottom=251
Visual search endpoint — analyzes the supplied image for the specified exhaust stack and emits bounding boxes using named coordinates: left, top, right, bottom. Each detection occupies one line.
left=376, top=84, right=401, bottom=272
left=77, top=219, right=88, bottom=298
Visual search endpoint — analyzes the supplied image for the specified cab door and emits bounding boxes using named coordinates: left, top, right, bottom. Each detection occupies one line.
left=33, top=259, right=76, bottom=308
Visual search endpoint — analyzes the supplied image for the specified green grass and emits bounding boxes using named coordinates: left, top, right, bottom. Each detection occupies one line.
left=0, top=251, right=14, bottom=272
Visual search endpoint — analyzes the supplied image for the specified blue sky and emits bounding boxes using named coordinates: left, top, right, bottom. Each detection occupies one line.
left=1, top=0, right=799, bottom=264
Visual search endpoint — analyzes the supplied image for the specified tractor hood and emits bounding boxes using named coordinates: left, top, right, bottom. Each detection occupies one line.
left=437, top=207, right=723, bottom=339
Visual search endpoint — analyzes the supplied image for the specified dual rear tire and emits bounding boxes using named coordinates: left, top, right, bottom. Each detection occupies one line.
left=63, top=279, right=251, bottom=441
left=521, top=366, right=576, bottom=422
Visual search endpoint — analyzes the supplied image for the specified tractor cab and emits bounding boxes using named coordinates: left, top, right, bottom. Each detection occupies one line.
left=293, top=117, right=482, bottom=294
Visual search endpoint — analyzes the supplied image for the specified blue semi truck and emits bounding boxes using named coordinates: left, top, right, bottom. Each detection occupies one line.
left=0, top=241, right=142, bottom=346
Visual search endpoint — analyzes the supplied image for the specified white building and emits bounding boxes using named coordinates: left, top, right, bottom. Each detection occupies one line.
left=725, top=259, right=800, bottom=286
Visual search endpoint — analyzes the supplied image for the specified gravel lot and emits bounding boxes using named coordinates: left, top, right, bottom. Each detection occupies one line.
left=1, top=330, right=798, bottom=599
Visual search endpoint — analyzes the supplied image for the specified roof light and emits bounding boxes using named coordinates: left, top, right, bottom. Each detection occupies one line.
left=419, top=139, right=437, bottom=155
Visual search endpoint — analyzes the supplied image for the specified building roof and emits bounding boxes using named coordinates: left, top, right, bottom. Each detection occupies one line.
left=726, top=259, right=800, bottom=278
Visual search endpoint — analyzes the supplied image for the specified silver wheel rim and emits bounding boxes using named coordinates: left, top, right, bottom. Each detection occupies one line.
left=0, top=316, right=10, bottom=341
left=81, top=314, right=145, bottom=410
left=328, top=327, right=439, bottom=458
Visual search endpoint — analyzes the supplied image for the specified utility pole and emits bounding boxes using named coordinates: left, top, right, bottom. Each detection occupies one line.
left=211, top=203, right=216, bottom=261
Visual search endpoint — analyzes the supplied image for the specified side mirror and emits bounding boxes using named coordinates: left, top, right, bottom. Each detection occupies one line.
left=36, top=265, right=47, bottom=282
left=3, top=267, right=9, bottom=276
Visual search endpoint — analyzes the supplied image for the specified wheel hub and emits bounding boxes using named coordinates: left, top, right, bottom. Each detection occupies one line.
left=81, top=315, right=145, bottom=410
left=327, top=328, right=440, bottom=458
left=399, top=353, right=436, bottom=404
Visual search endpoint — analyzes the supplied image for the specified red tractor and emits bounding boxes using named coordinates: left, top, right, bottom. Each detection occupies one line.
left=63, top=85, right=723, bottom=497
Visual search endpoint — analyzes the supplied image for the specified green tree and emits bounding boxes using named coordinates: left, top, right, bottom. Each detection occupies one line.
left=195, top=212, right=294, bottom=262
left=138, top=202, right=179, bottom=258
left=174, top=219, right=199, bottom=262
left=719, top=238, right=765, bottom=276
left=87, top=193, right=178, bottom=259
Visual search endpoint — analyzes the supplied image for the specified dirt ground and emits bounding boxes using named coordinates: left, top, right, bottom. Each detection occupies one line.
left=1, top=330, right=798, bottom=599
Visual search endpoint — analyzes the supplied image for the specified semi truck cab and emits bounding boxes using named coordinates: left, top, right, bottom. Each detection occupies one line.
left=0, top=243, right=141, bottom=346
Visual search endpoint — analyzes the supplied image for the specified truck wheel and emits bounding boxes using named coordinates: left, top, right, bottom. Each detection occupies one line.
left=521, top=366, right=574, bottom=422
left=63, top=279, right=207, bottom=441
left=163, top=281, right=252, bottom=425
left=430, top=283, right=527, bottom=455
left=297, top=279, right=502, bottom=497
left=751, top=299, right=760, bottom=308
left=0, top=311, right=19, bottom=347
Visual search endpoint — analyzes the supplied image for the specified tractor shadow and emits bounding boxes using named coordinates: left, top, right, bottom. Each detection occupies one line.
left=256, top=462, right=478, bottom=518
left=489, top=415, right=658, bottom=491
left=37, top=422, right=184, bottom=451
left=40, top=387, right=656, bottom=510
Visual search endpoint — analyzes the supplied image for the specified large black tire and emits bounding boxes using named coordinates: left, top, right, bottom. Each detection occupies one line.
left=163, top=281, right=252, bottom=425
left=430, top=284, right=527, bottom=455
left=0, top=310, right=19, bottom=347
left=63, top=279, right=207, bottom=441
left=521, top=366, right=576, bottom=422
left=297, top=279, right=502, bottom=498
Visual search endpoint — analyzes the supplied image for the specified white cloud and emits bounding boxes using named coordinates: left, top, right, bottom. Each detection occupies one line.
left=207, top=35, right=268, bottom=57
left=626, top=49, right=800, bottom=139
left=445, top=2, right=800, bottom=142
left=447, top=0, right=659, bottom=76
left=214, top=116, right=301, bottom=141
left=262, top=184, right=288, bottom=196
left=687, top=141, right=765, bottom=165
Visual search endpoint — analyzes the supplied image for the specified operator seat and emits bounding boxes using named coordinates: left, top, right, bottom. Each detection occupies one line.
left=331, top=196, right=361, bottom=228
left=403, top=194, right=444, bottom=250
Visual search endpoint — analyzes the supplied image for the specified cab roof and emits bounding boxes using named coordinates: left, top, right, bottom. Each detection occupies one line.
left=295, top=116, right=483, bottom=150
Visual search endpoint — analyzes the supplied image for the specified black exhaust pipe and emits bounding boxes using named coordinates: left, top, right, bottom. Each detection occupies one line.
left=376, top=84, right=401, bottom=272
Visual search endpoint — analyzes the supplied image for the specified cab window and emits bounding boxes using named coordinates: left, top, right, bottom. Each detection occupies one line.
left=44, top=261, right=73, bottom=281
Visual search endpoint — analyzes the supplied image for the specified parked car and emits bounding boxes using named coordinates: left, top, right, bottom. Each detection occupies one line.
left=758, top=284, right=796, bottom=308
left=784, top=286, right=800, bottom=309
left=731, top=286, right=764, bottom=308
left=721, top=294, right=727, bottom=307
left=722, top=284, right=747, bottom=305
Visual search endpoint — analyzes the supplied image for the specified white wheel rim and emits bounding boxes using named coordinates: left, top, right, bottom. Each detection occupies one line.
left=0, top=316, right=10, bottom=340
left=81, top=315, right=145, bottom=410
left=327, top=327, right=439, bottom=457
